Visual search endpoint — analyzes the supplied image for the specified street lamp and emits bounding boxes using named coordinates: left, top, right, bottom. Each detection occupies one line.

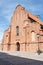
left=37, top=33, right=40, bottom=55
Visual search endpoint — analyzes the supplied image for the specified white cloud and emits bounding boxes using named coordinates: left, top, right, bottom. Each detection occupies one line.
left=0, top=0, right=43, bottom=43
left=0, top=0, right=42, bottom=22
left=0, top=0, right=16, bottom=21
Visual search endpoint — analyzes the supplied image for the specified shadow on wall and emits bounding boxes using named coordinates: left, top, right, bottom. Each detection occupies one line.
left=0, top=52, right=43, bottom=65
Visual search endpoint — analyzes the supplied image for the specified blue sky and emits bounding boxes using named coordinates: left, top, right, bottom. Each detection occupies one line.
left=0, top=0, right=43, bottom=43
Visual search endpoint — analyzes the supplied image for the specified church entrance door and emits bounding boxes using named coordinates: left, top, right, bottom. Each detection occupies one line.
left=16, top=42, right=20, bottom=51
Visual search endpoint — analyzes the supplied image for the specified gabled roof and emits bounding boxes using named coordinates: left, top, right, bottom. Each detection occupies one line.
left=16, top=5, right=43, bottom=25
left=27, top=11, right=43, bottom=25
left=12, top=5, right=43, bottom=25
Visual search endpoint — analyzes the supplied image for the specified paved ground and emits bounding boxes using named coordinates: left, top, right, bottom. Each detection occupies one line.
left=0, top=52, right=43, bottom=65
left=0, top=58, right=12, bottom=65
left=1, top=51, right=43, bottom=61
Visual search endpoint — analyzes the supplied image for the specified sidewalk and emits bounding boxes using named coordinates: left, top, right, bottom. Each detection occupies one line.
left=0, top=51, right=43, bottom=61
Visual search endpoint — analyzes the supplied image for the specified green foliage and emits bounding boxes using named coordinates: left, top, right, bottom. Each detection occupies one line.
left=37, top=50, right=43, bottom=54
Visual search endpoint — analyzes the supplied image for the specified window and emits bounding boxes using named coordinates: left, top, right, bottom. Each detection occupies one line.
left=31, top=31, right=36, bottom=42
left=16, top=26, right=19, bottom=36
left=6, top=35, right=8, bottom=37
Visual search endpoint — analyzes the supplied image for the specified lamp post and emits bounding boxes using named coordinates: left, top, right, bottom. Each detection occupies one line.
left=37, top=33, right=40, bottom=55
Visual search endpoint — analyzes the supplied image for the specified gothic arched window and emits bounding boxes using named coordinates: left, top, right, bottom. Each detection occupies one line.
left=31, top=31, right=36, bottom=42
left=16, top=26, right=19, bottom=36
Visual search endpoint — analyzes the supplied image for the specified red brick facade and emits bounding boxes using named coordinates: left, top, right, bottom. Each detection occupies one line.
left=1, top=5, right=43, bottom=52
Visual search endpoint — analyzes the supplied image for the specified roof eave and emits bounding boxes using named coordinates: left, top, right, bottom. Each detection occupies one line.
left=27, top=12, right=43, bottom=25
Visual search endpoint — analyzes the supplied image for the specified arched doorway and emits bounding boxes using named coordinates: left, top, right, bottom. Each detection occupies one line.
left=16, top=42, right=20, bottom=51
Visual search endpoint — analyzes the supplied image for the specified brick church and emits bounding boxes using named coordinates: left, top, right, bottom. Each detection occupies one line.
left=1, top=5, right=43, bottom=52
